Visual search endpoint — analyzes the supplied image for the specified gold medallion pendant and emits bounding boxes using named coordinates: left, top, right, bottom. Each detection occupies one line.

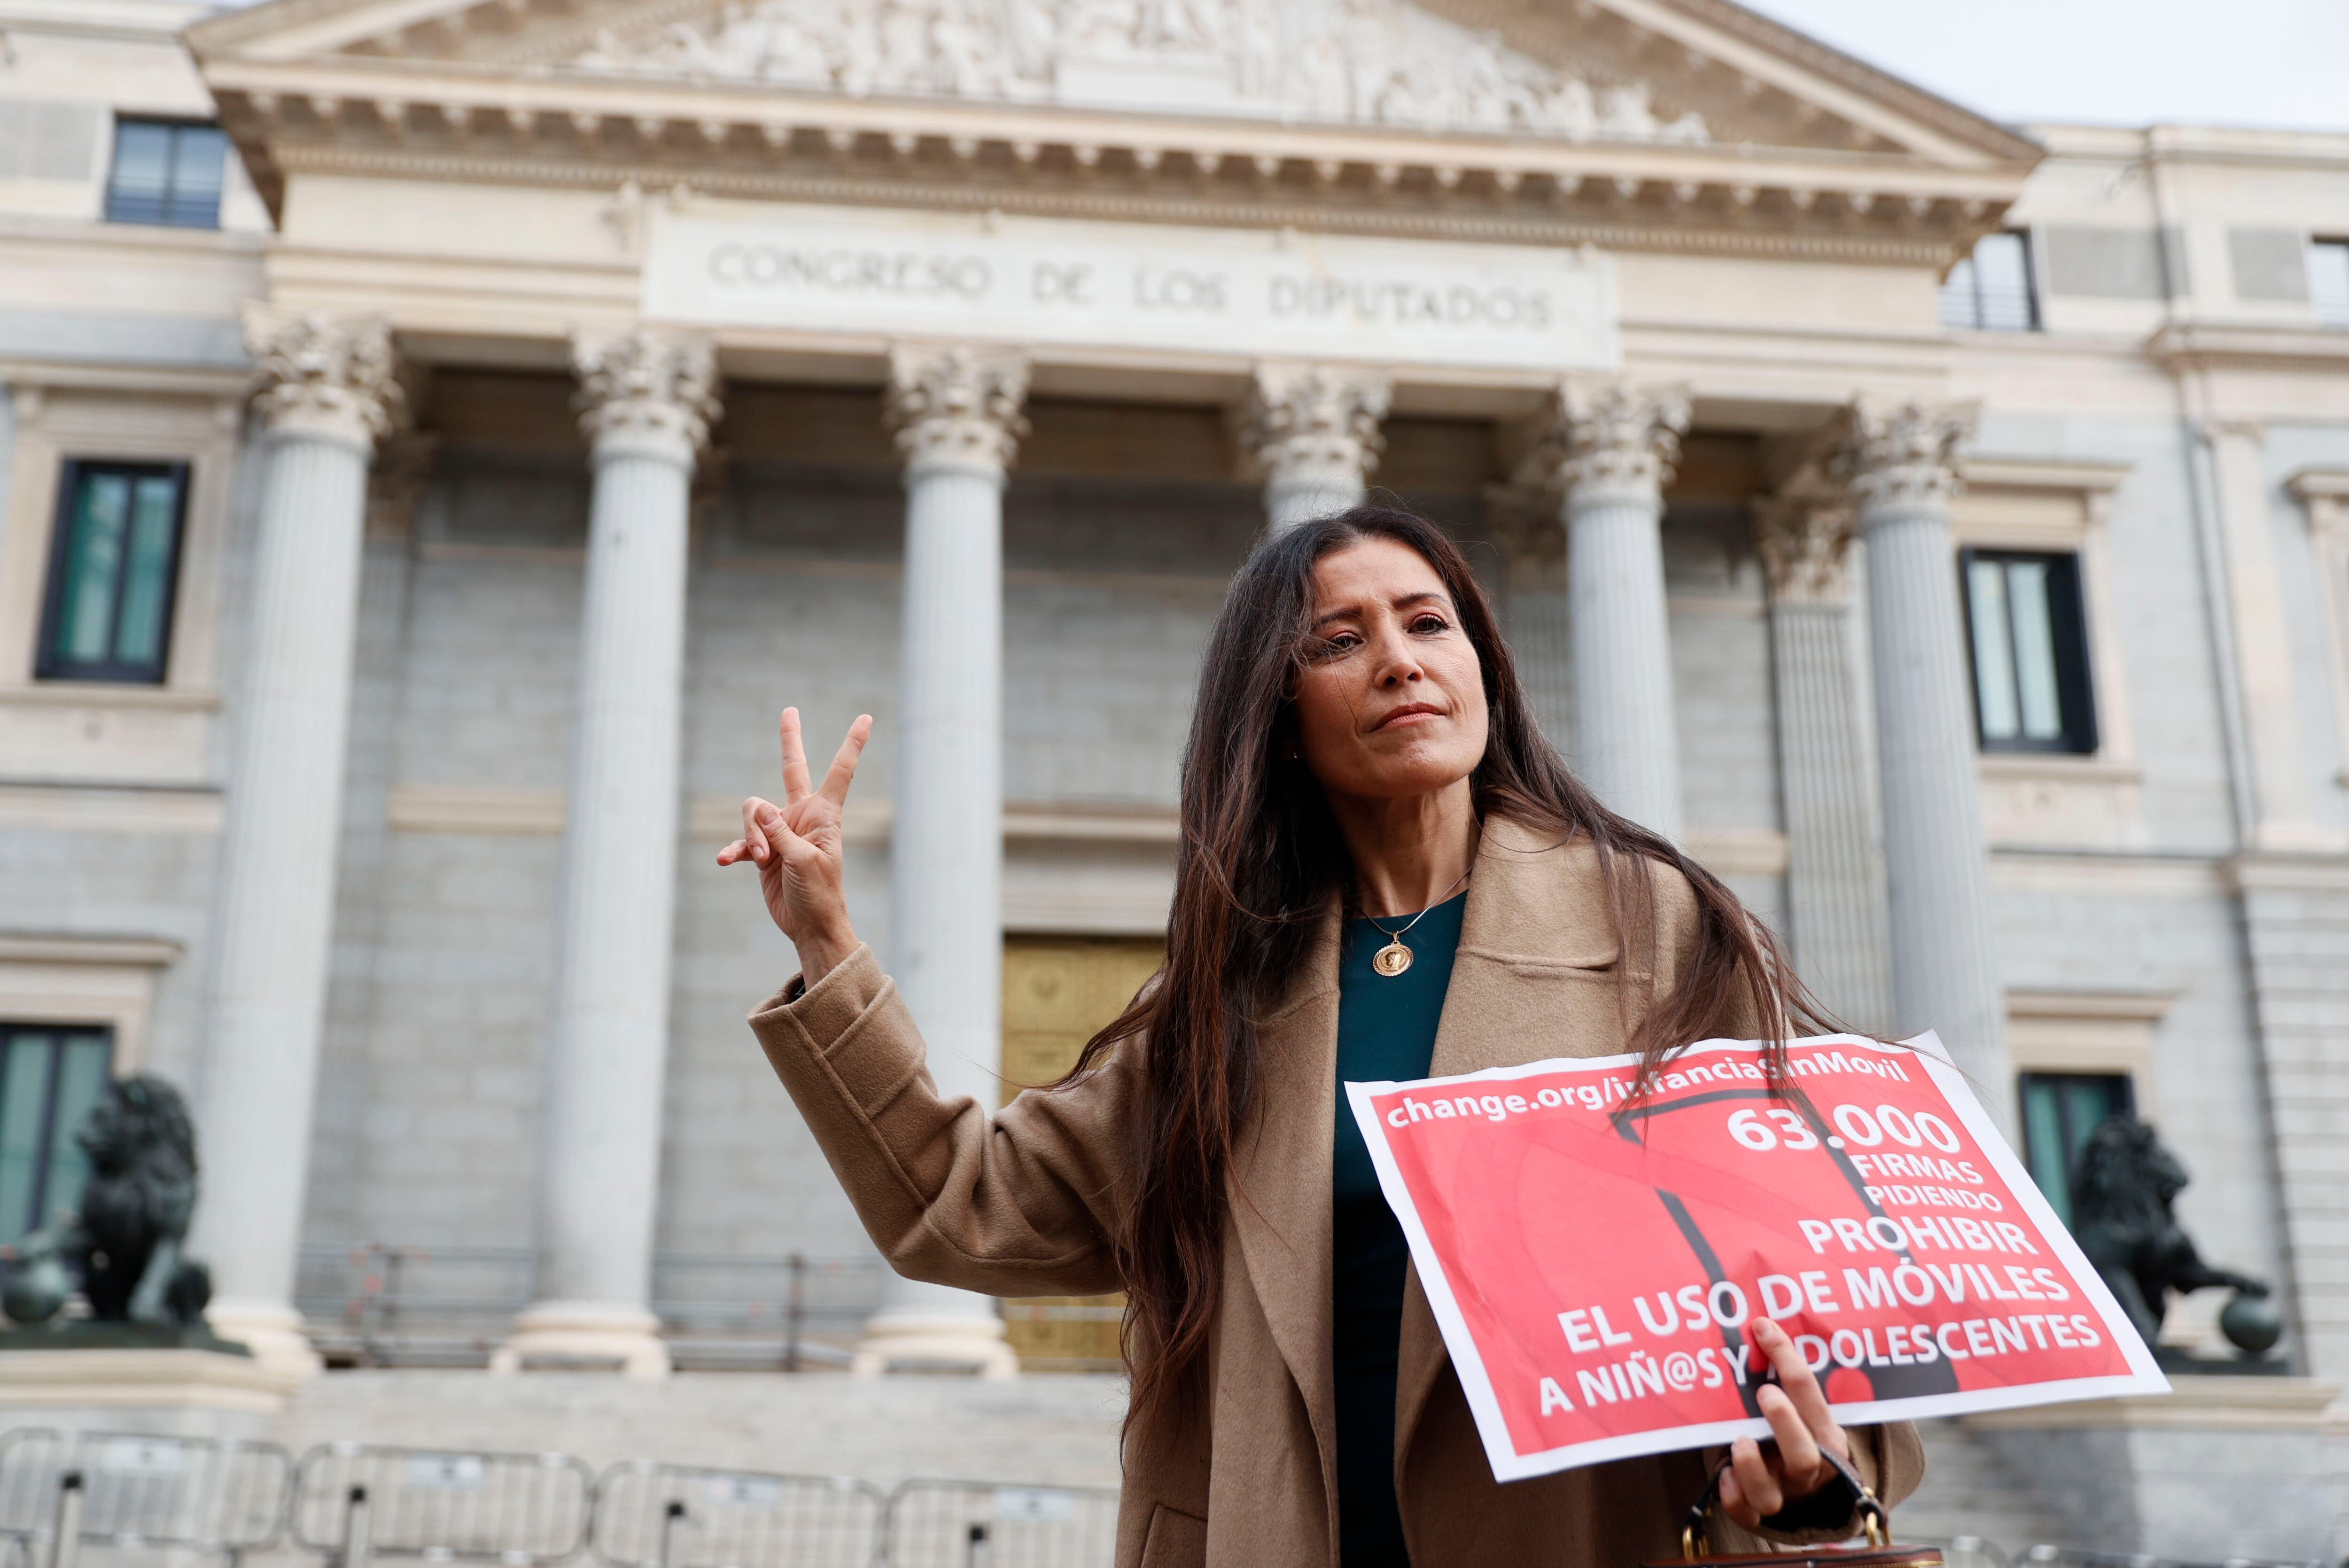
left=1372, top=940, right=1414, bottom=978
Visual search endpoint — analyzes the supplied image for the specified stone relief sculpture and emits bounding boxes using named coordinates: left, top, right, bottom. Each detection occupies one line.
left=2069, top=1115, right=2283, bottom=1364
left=2, top=1076, right=218, bottom=1337
left=572, top=0, right=1708, bottom=142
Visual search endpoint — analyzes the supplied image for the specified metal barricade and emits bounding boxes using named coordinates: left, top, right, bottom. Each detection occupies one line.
left=2018, top=1550, right=2326, bottom=1568
left=880, top=1481, right=1118, bottom=1568
left=291, top=1445, right=594, bottom=1565
left=591, top=1462, right=885, bottom=1568
left=1934, top=1537, right=2013, bottom=1568
left=0, top=1429, right=293, bottom=1563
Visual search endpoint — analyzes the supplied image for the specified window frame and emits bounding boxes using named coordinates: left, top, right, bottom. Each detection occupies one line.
left=0, top=1021, right=115, bottom=1244
left=2310, top=237, right=2349, bottom=330
left=2017, top=1069, right=2136, bottom=1233
left=101, top=116, right=230, bottom=230
left=1938, top=229, right=2042, bottom=334
left=1959, top=546, right=2100, bottom=756
left=33, top=458, right=193, bottom=686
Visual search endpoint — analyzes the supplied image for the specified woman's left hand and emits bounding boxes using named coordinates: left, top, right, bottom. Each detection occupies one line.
left=1718, top=1316, right=1856, bottom=1529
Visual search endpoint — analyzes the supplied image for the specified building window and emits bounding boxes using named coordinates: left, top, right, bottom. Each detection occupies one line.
left=36, top=461, right=190, bottom=684
left=0, top=1025, right=112, bottom=1246
left=103, top=119, right=228, bottom=229
left=1961, top=549, right=2099, bottom=754
left=2019, top=1071, right=2135, bottom=1233
left=1939, top=231, right=2039, bottom=332
left=2311, top=239, right=2349, bottom=329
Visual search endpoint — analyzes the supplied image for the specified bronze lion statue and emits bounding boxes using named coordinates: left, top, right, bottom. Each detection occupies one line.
left=3, top=1074, right=211, bottom=1327
left=2071, top=1114, right=2270, bottom=1353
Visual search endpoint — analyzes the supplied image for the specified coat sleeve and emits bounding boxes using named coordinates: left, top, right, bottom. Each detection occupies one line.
left=748, top=944, right=1134, bottom=1298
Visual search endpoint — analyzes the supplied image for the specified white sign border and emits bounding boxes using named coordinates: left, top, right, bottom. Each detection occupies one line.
left=1345, top=1031, right=2172, bottom=1484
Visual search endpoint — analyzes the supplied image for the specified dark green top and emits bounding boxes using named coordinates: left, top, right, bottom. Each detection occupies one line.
left=1332, top=891, right=1466, bottom=1568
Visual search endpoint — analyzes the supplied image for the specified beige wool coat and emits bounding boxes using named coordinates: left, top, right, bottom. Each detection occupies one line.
left=749, top=816, right=1923, bottom=1568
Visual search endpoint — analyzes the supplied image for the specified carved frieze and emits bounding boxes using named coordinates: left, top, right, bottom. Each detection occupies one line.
left=575, top=0, right=1708, bottom=143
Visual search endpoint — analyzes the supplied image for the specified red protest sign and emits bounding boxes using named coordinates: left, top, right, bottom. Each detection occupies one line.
left=1346, top=1033, right=2168, bottom=1482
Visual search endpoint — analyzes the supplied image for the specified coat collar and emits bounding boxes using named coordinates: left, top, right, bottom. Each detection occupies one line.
left=1226, top=816, right=1630, bottom=1529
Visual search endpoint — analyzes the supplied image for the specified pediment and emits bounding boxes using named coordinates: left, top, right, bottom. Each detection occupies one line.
left=194, top=0, right=2039, bottom=166
left=562, top=0, right=1713, bottom=145
left=189, top=0, right=2040, bottom=252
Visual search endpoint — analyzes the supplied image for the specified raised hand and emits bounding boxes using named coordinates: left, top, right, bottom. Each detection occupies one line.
left=1717, top=1316, right=1856, bottom=1530
left=717, top=707, right=871, bottom=986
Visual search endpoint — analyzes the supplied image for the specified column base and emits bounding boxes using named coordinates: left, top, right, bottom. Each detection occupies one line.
left=851, top=1308, right=1020, bottom=1379
left=202, top=1297, right=323, bottom=1383
left=490, top=1302, right=670, bottom=1379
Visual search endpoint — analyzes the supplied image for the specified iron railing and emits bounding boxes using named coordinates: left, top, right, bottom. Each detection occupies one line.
left=296, top=1244, right=537, bottom=1367
left=295, top=1247, right=893, bottom=1371
left=651, top=1254, right=891, bottom=1371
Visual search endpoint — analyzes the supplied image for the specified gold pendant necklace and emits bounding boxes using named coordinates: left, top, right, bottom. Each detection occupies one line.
left=1365, top=867, right=1472, bottom=978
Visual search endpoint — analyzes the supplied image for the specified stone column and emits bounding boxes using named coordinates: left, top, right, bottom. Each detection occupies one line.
left=193, top=313, right=402, bottom=1379
left=1487, top=483, right=1573, bottom=753
left=853, top=344, right=1028, bottom=1379
left=1550, top=380, right=1690, bottom=842
left=1237, top=362, right=1390, bottom=533
left=1833, top=401, right=2014, bottom=1131
left=493, top=329, right=718, bottom=1380
left=1756, top=493, right=1896, bottom=1032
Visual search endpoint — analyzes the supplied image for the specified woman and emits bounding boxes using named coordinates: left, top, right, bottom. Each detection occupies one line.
left=721, top=505, right=1921, bottom=1568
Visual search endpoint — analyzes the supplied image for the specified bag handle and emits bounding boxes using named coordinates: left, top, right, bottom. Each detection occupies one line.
left=1680, top=1447, right=1888, bottom=1560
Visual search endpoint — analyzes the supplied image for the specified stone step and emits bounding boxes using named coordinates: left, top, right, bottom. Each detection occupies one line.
left=1898, top=1419, right=2075, bottom=1556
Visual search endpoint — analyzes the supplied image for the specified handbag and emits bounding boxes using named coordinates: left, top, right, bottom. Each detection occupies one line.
left=1644, top=1448, right=1943, bottom=1568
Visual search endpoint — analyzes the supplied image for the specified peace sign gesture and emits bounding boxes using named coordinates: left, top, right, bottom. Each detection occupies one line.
left=718, top=707, right=871, bottom=986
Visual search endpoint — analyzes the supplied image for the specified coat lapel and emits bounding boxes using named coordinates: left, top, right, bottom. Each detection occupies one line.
left=1227, top=901, right=1344, bottom=1511
left=1395, top=818, right=1629, bottom=1473
left=1222, top=822, right=1643, bottom=1525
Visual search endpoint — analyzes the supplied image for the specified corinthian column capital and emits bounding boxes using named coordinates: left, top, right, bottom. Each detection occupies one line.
left=1755, top=492, right=1857, bottom=604
left=1237, top=362, right=1391, bottom=483
left=885, top=343, right=1029, bottom=476
left=1828, top=399, right=1977, bottom=517
left=573, top=327, right=721, bottom=466
left=1547, top=379, right=1690, bottom=500
left=245, top=311, right=403, bottom=450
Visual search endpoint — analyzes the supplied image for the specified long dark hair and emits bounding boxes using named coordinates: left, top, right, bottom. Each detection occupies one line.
left=1068, top=504, right=1834, bottom=1434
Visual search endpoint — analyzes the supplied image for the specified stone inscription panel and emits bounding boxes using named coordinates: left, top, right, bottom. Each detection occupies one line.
left=645, top=202, right=1619, bottom=373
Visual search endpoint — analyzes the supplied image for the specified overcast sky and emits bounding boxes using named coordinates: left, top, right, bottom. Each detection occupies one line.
left=1739, top=0, right=2349, bottom=132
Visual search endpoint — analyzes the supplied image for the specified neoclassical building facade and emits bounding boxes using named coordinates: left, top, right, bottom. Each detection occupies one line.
left=4, top=0, right=2349, bottom=1551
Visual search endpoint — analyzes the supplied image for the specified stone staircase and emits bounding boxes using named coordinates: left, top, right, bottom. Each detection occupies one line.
left=1898, top=1419, right=2077, bottom=1557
